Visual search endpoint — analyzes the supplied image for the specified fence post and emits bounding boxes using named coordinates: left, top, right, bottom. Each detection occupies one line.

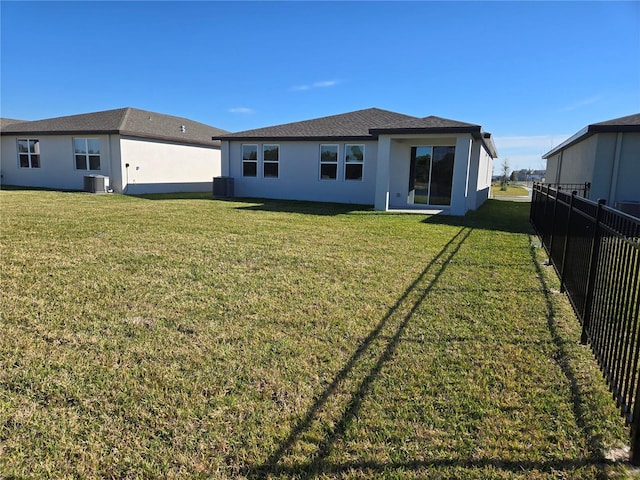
left=548, top=185, right=560, bottom=257
left=530, top=182, right=537, bottom=225
left=559, top=191, right=577, bottom=293
left=581, top=198, right=606, bottom=345
left=631, top=378, right=640, bottom=465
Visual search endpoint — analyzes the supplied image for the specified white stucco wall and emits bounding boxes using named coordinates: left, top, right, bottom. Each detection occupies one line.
left=119, top=137, right=221, bottom=194
left=222, top=133, right=492, bottom=215
left=475, top=143, right=493, bottom=208
left=386, top=134, right=464, bottom=210
left=449, top=135, right=473, bottom=216
left=1, top=134, right=113, bottom=191
left=612, top=132, right=640, bottom=205
left=554, top=134, right=598, bottom=186
left=545, top=154, right=561, bottom=184
left=226, top=140, right=378, bottom=205
left=547, top=132, right=639, bottom=206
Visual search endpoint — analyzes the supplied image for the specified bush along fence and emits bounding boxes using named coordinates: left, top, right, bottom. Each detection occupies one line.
left=530, top=182, right=640, bottom=464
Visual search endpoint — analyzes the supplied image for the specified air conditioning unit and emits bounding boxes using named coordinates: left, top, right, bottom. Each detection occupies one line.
left=213, top=176, right=234, bottom=198
left=84, top=175, right=110, bottom=194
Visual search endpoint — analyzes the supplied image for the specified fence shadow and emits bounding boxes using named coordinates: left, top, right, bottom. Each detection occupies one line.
left=422, top=200, right=534, bottom=235
left=241, top=226, right=472, bottom=477
left=529, top=240, right=622, bottom=461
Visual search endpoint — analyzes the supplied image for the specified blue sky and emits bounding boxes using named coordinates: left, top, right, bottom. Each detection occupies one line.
left=1, top=1, right=639, bottom=172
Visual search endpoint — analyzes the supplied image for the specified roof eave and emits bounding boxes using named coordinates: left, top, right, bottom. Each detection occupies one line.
left=589, top=124, right=640, bottom=134
left=369, top=126, right=481, bottom=136
left=1, top=129, right=220, bottom=147
left=213, top=135, right=374, bottom=142
left=119, top=131, right=221, bottom=148
left=1, top=129, right=120, bottom=136
left=542, top=126, right=590, bottom=159
left=542, top=123, right=640, bottom=159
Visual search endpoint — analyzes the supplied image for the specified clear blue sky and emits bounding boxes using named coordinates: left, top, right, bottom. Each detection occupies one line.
left=2, top=1, right=639, bottom=172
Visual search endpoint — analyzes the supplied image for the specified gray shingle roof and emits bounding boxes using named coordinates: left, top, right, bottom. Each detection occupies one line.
left=0, top=118, right=27, bottom=130
left=215, top=108, right=419, bottom=140
left=214, top=108, right=497, bottom=157
left=1, top=108, right=229, bottom=147
left=543, top=112, right=640, bottom=158
left=591, top=113, right=640, bottom=128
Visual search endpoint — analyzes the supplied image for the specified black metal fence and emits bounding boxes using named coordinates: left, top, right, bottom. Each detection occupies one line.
left=542, top=181, right=591, bottom=199
left=530, top=182, right=640, bottom=464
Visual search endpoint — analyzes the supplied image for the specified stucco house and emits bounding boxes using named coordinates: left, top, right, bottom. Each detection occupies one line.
left=543, top=113, right=640, bottom=213
left=215, top=108, right=497, bottom=215
left=1, top=107, right=228, bottom=194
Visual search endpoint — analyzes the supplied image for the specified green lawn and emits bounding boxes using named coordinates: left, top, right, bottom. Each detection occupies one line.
left=0, top=190, right=628, bottom=478
left=491, top=185, right=530, bottom=197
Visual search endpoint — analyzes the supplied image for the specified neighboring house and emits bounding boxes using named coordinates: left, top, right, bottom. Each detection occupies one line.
left=215, top=108, right=497, bottom=215
left=1, top=108, right=228, bottom=194
left=543, top=113, right=640, bottom=212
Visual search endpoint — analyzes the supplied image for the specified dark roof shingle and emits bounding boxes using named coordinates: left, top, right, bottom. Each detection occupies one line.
left=0, top=118, right=28, bottom=130
left=543, top=112, right=640, bottom=158
left=592, top=113, right=640, bottom=127
left=1, top=108, right=228, bottom=147
left=215, top=108, right=419, bottom=140
left=215, top=108, right=496, bottom=157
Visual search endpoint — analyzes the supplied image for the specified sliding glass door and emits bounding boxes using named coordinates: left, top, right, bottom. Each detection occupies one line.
left=408, top=146, right=455, bottom=206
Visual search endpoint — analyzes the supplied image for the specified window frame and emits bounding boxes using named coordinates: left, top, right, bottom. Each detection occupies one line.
left=17, top=138, right=41, bottom=169
left=242, top=144, right=258, bottom=177
left=73, top=137, right=101, bottom=171
left=319, top=144, right=339, bottom=180
left=344, top=144, right=365, bottom=181
left=262, top=144, right=279, bottom=179
left=408, top=144, right=456, bottom=206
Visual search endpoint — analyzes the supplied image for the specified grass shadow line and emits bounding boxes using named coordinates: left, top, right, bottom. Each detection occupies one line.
left=229, top=197, right=372, bottom=216
left=243, top=226, right=473, bottom=477
left=529, top=238, right=619, bottom=460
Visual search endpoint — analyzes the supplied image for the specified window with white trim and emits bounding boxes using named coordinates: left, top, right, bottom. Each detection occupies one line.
left=242, top=144, right=258, bottom=177
left=74, top=138, right=101, bottom=171
left=320, top=144, right=338, bottom=180
left=344, top=144, right=364, bottom=181
left=18, top=139, right=40, bottom=168
left=263, top=144, right=279, bottom=178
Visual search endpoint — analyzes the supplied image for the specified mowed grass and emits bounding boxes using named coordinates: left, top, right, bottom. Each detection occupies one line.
left=0, top=190, right=628, bottom=479
left=491, top=185, right=530, bottom=197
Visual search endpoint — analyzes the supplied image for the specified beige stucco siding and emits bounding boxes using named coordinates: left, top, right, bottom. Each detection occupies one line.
left=119, top=137, right=220, bottom=194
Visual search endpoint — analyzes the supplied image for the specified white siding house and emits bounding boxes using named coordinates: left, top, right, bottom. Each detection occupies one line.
left=216, top=108, right=498, bottom=215
left=0, top=108, right=228, bottom=194
left=543, top=113, right=640, bottom=213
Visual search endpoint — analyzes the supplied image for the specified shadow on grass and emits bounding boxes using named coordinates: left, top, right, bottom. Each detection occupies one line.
left=0, top=184, right=83, bottom=193
left=242, top=226, right=473, bottom=477
left=529, top=241, right=619, bottom=461
left=422, top=200, right=535, bottom=235
left=229, top=197, right=373, bottom=216
left=240, top=223, right=614, bottom=479
left=231, top=197, right=535, bottom=232
left=129, top=191, right=214, bottom=201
